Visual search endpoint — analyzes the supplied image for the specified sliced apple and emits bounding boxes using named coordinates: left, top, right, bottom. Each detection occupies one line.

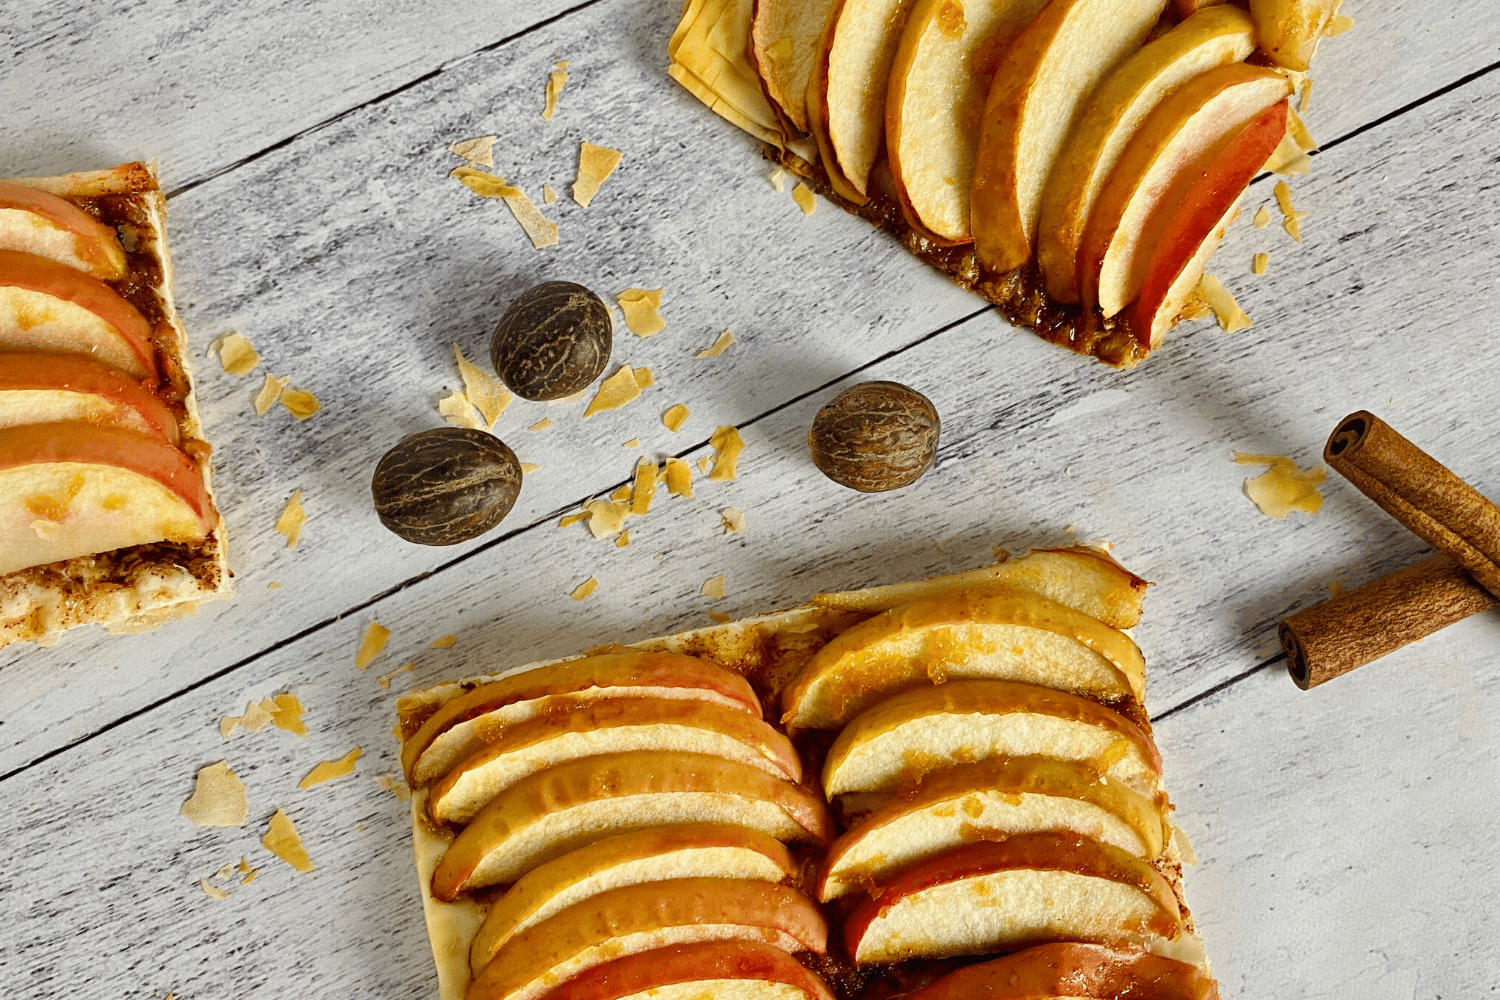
left=429, top=697, right=802, bottom=825
left=969, top=0, right=1167, bottom=274
left=1134, top=100, right=1289, bottom=346
left=1077, top=62, right=1291, bottom=317
left=470, top=824, right=797, bottom=974
left=1171, top=0, right=1234, bottom=14
left=0, top=180, right=128, bottom=280
left=401, top=651, right=761, bottom=787
left=749, top=0, right=842, bottom=136
left=886, top=0, right=1050, bottom=244
left=817, top=755, right=1167, bottom=901
left=430, top=751, right=833, bottom=900
left=0, top=352, right=178, bottom=443
left=1136, top=198, right=1239, bottom=346
left=821, top=679, right=1162, bottom=797
left=468, top=878, right=828, bottom=1000
left=1250, top=0, right=1342, bottom=71
left=0, top=423, right=210, bottom=576
left=805, top=11, right=870, bottom=205
left=810, top=546, right=1148, bottom=627
left=542, top=942, right=837, bottom=1000
left=0, top=250, right=155, bottom=378
left=842, top=832, right=1182, bottom=964
left=815, top=0, right=915, bottom=199
left=902, top=941, right=1219, bottom=999
left=1035, top=5, right=1256, bottom=303
left=783, top=584, right=1146, bottom=732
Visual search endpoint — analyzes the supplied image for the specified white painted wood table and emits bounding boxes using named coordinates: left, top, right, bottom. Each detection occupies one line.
left=2, top=2, right=1498, bottom=997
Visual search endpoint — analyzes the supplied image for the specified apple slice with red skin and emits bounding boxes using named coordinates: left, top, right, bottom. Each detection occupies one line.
left=0, top=180, right=128, bottom=280
left=1076, top=63, right=1291, bottom=317
left=0, top=352, right=178, bottom=443
left=401, top=651, right=761, bottom=787
left=540, top=941, right=837, bottom=1000
left=781, top=582, right=1146, bottom=733
left=817, top=755, right=1167, bottom=901
left=468, top=877, right=828, bottom=1000
left=842, top=832, right=1182, bottom=964
left=430, top=751, right=833, bottom=900
left=470, top=823, right=798, bottom=975
left=0, top=250, right=155, bottom=378
left=0, top=422, right=210, bottom=575
left=1133, top=100, right=1289, bottom=346
left=428, top=695, right=802, bottom=825
left=821, top=678, right=1162, bottom=798
left=902, top=941, right=1219, bottom=1000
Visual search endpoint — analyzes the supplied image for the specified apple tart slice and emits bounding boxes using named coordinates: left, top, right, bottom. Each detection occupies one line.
left=0, top=163, right=230, bottom=647
left=670, top=0, right=1344, bottom=365
left=398, top=547, right=1216, bottom=1000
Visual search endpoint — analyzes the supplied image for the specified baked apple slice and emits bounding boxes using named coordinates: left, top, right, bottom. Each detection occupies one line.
left=0, top=250, right=155, bottom=378
left=817, top=755, right=1167, bottom=901
left=401, top=651, right=761, bottom=787
left=1133, top=99, right=1289, bottom=346
left=1077, top=62, right=1291, bottom=317
left=470, top=823, right=797, bottom=973
left=810, top=546, right=1147, bottom=626
left=0, top=179, right=128, bottom=280
left=1035, top=5, right=1256, bottom=303
left=749, top=0, right=841, bottom=136
left=0, top=352, right=179, bottom=442
left=821, top=678, right=1161, bottom=797
left=427, top=696, right=802, bottom=825
left=0, top=423, right=211, bottom=576
left=430, top=751, right=833, bottom=899
left=969, top=0, right=1168, bottom=275
left=842, top=832, right=1182, bottom=963
left=468, top=878, right=828, bottom=1000
left=1250, top=0, right=1343, bottom=71
left=782, top=583, right=1146, bottom=732
left=813, top=0, right=914, bottom=200
left=902, top=941, right=1219, bottom=999
left=541, top=941, right=836, bottom=1000
left=886, top=0, right=1049, bottom=244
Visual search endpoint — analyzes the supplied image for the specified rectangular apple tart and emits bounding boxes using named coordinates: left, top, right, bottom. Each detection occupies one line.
left=397, top=546, right=1220, bottom=1000
left=670, top=0, right=1340, bottom=366
left=0, top=162, right=230, bottom=648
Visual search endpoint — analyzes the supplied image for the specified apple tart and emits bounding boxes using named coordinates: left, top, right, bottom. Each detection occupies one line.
left=0, top=163, right=230, bottom=648
left=397, top=546, right=1219, bottom=1000
left=669, top=0, right=1340, bottom=365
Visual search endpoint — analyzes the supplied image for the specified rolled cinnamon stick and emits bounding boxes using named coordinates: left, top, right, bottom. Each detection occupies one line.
left=1281, top=553, right=1496, bottom=689
left=1325, top=411, right=1500, bottom=597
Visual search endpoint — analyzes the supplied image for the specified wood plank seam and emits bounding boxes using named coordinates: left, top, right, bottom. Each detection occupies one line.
left=163, top=0, right=615, bottom=201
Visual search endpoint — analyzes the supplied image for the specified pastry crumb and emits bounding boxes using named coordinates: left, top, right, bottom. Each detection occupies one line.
left=1274, top=181, right=1307, bottom=242
left=709, top=425, right=744, bottom=480
left=299, top=747, right=363, bottom=788
left=792, top=183, right=816, bottom=215
left=355, top=621, right=391, bottom=670
left=720, top=507, right=745, bottom=534
left=542, top=68, right=569, bottom=120
left=376, top=773, right=413, bottom=801
left=200, top=878, right=229, bottom=901
left=448, top=135, right=496, bottom=167
left=275, top=491, right=307, bottom=549
left=281, top=387, right=321, bottom=421
left=622, top=438, right=641, bottom=449
left=529, top=417, right=554, bottom=432
left=617, top=288, right=666, bottom=338
left=1196, top=274, right=1251, bottom=333
left=572, top=576, right=600, bottom=601
left=429, top=635, right=457, bottom=649
left=616, top=530, right=631, bottom=548
left=454, top=344, right=512, bottom=427
left=696, top=330, right=736, bottom=358
left=181, top=761, right=248, bottom=827
left=263, top=809, right=315, bottom=873
left=1235, top=452, right=1326, bottom=519
left=377, top=661, right=417, bottom=689
left=1253, top=205, right=1271, bottom=229
left=1252, top=252, right=1269, bottom=275
left=664, top=457, right=693, bottom=498
left=701, top=573, right=727, bottom=600
left=270, top=692, right=307, bottom=737
left=573, top=141, right=623, bottom=208
left=254, top=373, right=291, bottom=416
left=217, top=332, right=259, bottom=376
left=663, top=404, right=689, bottom=431
left=584, top=366, right=644, bottom=417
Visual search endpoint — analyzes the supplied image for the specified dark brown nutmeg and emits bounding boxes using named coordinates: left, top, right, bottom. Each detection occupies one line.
left=371, top=428, right=522, bottom=545
left=490, top=280, right=612, bottom=401
left=808, top=381, right=940, bottom=493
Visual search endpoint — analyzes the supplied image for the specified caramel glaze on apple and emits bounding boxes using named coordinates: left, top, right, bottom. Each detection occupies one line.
left=774, top=151, right=1148, bottom=367
left=1, top=168, right=222, bottom=603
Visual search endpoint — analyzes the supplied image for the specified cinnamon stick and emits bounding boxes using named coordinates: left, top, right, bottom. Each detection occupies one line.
left=1325, top=411, right=1500, bottom=597
left=1280, top=553, right=1496, bottom=689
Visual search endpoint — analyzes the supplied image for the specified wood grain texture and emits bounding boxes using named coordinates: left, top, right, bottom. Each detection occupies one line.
left=0, top=0, right=591, bottom=190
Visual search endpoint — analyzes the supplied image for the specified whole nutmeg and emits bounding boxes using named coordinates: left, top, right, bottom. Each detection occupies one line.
left=371, top=427, right=522, bottom=545
left=490, top=280, right=612, bottom=401
left=808, top=381, right=940, bottom=493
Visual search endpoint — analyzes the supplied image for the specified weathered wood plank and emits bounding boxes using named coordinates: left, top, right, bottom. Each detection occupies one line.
left=2, top=0, right=1498, bottom=772
left=0, top=0, right=593, bottom=190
